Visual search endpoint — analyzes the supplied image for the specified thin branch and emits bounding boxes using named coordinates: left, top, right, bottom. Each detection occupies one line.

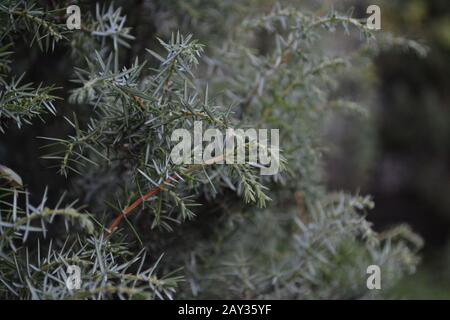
left=105, top=154, right=225, bottom=235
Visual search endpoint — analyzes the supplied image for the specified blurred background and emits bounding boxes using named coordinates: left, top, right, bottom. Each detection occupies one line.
left=0, top=0, right=449, bottom=298
left=322, top=0, right=450, bottom=298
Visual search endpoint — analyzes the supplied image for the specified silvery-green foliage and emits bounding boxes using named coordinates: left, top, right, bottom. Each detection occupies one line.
left=0, top=185, right=182, bottom=299
left=184, top=193, right=421, bottom=299
left=0, top=0, right=65, bottom=132
left=0, top=0, right=68, bottom=51
left=0, top=0, right=424, bottom=300
left=47, top=27, right=277, bottom=222
left=172, top=3, right=423, bottom=298
left=0, top=0, right=67, bottom=186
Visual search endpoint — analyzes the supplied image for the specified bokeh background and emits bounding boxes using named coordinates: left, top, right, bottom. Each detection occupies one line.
left=0, top=0, right=449, bottom=298
left=323, top=0, right=450, bottom=298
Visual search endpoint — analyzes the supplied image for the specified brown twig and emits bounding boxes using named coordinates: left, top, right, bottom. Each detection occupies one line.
left=132, top=95, right=145, bottom=108
left=105, top=175, right=177, bottom=236
left=105, top=154, right=226, bottom=236
left=294, top=191, right=308, bottom=225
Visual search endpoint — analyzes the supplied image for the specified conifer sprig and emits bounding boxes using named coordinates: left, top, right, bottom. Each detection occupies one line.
left=0, top=1, right=424, bottom=300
